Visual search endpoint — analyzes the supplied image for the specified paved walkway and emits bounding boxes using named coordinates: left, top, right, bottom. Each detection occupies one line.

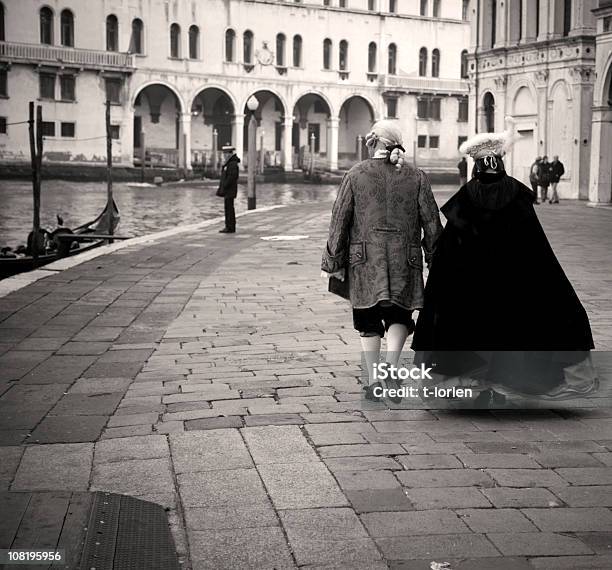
left=1, top=196, right=612, bottom=569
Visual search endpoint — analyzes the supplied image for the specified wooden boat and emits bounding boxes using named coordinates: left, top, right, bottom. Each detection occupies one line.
left=0, top=200, right=121, bottom=280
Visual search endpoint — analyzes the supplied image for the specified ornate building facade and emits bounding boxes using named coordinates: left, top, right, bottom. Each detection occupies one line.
left=467, top=0, right=597, bottom=199
left=590, top=0, right=612, bottom=204
left=0, top=0, right=470, bottom=173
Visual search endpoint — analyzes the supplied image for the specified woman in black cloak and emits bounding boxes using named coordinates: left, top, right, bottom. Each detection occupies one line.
left=411, top=118, right=598, bottom=405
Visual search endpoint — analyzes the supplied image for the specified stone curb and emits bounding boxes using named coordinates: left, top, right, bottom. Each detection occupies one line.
left=0, top=205, right=287, bottom=299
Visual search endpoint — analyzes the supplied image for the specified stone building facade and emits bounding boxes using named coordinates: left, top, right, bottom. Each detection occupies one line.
left=0, top=0, right=470, bottom=173
left=467, top=0, right=596, bottom=199
left=589, top=0, right=612, bottom=204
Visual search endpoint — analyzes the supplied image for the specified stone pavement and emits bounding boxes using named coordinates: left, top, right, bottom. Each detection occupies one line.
left=1, top=196, right=612, bottom=569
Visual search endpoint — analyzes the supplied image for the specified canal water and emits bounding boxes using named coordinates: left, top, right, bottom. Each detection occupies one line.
left=0, top=179, right=456, bottom=249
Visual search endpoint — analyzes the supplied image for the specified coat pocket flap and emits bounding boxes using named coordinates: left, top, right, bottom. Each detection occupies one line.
left=348, top=242, right=366, bottom=266
left=407, top=244, right=423, bottom=269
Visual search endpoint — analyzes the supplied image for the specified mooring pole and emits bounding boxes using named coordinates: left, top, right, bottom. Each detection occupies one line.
left=105, top=99, right=114, bottom=242
left=28, top=102, right=39, bottom=259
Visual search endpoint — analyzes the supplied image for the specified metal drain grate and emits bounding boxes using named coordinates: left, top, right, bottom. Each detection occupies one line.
left=79, top=493, right=180, bottom=570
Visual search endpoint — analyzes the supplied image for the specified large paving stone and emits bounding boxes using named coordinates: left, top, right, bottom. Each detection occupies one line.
left=29, top=415, right=108, bottom=443
left=189, top=527, right=295, bottom=570
left=346, top=488, right=414, bottom=513
left=397, top=469, right=495, bottom=488
left=279, top=507, right=382, bottom=567
left=0, top=406, right=49, bottom=430
left=91, top=457, right=174, bottom=496
left=555, top=467, right=612, bottom=485
left=242, top=425, right=319, bottom=464
left=528, top=554, right=612, bottom=569
left=361, top=510, right=470, bottom=537
left=68, top=377, right=132, bottom=394
left=376, top=533, right=499, bottom=560
left=396, top=454, right=463, bottom=470
left=335, top=469, right=400, bottom=491
left=521, top=507, right=612, bottom=532
left=11, top=443, right=93, bottom=491
left=185, top=504, right=279, bottom=530
left=486, top=532, right=593, bottom=556
left=551, top=485, right=612, bottom=507
left=457, top=453, right=540, bottom=469
left=258, top=462, right=348, bottom=509
left=456, top=508, right=538, bottom=533
left=170, top=429, right=253, bottom=473
left=94, top=434, right=169, bottom=463
left=50, top=392, right=124, bottom=416
left=485, top=468, right=568, bottom=487
left=0, top=446, right=23, bottom=489
left=21, top=355, right=98, bottom=384
left=178, top=468, right=269, bottom=508
left=481, top=487, right=562, bottom=508
left=403, top=487, right=492, bottom=510
left=0, top=383, right=69, bottom=409
left=324, top=456, right=402, bottom=473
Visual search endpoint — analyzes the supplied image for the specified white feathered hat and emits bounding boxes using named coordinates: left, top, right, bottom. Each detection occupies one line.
left=459, top=116, right=521, bottom=159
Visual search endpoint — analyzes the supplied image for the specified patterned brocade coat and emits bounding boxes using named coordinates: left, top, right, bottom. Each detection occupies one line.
left=321, top=158, right=443, bottom=310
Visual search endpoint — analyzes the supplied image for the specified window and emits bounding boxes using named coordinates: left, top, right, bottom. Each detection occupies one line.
left=276, top=33, right=286, bottom=66
left=60, top=10, right=74, bottom=47
left=244, top=30, right=253, bottom=64
left=0, top=117, right=6, bottom=134
left=458, top=96, right=468, bottom=122
left=462, top=0, right=469, bottom=21
left=106, top=15, right=118, bottom=51
left=388, top=43, right=397, bottom=75
left=0, top=69, right=6, bottom=97
left=0, top=3, right=4, bottom=42
left=170, top=23, right=181, bottom=58
left=431, top=48, right=440, bottom=77
left=430, top=97, right=441, bottom=120
left=110, top=125, right=120, bottom=140
left=483, top=92, right=495, bottom=132
left=460, top=49, right=468, bottom=78
left=386, top=98, right=397, bottom=118
left=563, top=0, right=571, bottom=36
left=42, top=121, right=55, bottom=137
left=130, top=19, right=144, bottom=54
left=339, top=39, right=348, bottom=71
left=458, top=135, right=467, bottom=148
left=225, top=29, right=235, bottom=62
left=189, top=25, right=199, bottom=59
left=419, top=47, right=427, bottom=76
left=368, top=0, right=375, bottom=10
left=433, top=0, right=440, bottom=17
left=339, top=0, right=347, bottom=6
left=490, top=0, right=496, bottom=46
left=429, top=135, right=439, bottom=148
left=323, top=38, right=332, bottom=70
left=60, top=75, right=75, bottom=101
left=420, top=0, right=428, bottom=16
left=368, top=42, right=377, bottom=73
left=40, top=7, right=54, bottom=45
left=105, top=78, right=122, bottom=104
left=417, top=135, right=427, bottom=148
left=293, top=35, right=302, bottom=67
left=389, top=0, right=397, bottom=12
left=39, top=73, right=55, bottom=99
left=323, top=0, right=330, bottom=5
left=61, top=122, right=75, bottom=137
left=417, top=96, right=440, bottom=120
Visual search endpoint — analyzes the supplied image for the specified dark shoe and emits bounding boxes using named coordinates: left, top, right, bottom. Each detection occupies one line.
left=219, top=228, right=235, bottom=233
left=384, top=374, right=403, bottom=404
left=363, top=382, right=383, bottom=402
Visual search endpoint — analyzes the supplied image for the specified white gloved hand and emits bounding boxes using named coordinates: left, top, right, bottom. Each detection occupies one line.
left=321, top=268, right=345, bottom=281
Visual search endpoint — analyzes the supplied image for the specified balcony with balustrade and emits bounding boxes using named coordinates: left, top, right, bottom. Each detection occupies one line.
left=379, top=74, right=468, bottom=96
left=0, top=41, right=135, bottom=71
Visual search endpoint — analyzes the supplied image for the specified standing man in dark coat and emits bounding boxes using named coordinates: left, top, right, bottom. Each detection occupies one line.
left=529, top=156, right=541, bottom=203
left=412, top=119, right=598, bottom=405
left=217, top=144, right=240, bottom=233
left=549, top=155, right=565, bottom=204
left=457, top=157, right=468, bottom=187
left=538, top=155, right=551, bottom=203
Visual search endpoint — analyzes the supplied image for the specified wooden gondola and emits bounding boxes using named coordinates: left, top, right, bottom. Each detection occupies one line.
left=0, top=200, right=121, bottom=280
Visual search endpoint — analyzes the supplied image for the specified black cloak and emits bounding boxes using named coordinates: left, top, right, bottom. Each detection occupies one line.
left=411, top=174, right=595, bottom=395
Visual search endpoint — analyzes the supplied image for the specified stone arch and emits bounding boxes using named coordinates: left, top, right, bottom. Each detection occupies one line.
left=241, top=88, right=288, bottom=118
left=131, top=80, right=186, bottom=114
left=548, top=78, right=572, bottom=102
left=511, top=82, right=537, bottom=116
left=598, top=53, right=612, bottom=106
left=291, top=90, right=335, bottom=119
left=338, top=95, right=376, bottom=166
left=481, top=90, right=496, bottom=132
left=188, top=84, right=238, bottom=117
left=337, top=93, right=378, bottom=122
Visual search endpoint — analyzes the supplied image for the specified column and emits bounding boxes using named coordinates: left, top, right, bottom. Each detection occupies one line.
left=179, top=113, right=192, bottom=171
left=589, top=107, right=612, bottom=204
left=537, top=0, right=549, bottom=41
left=494, top=0, right=507, bottom=48
left=570, top=69, right=594, bottom=200
left=232, top=114, right=245, bottom=170
left=535, top=71, right=549, bottom=158
left=524, top=0, right=538, bottom=42
left=327, top=117, right=339, bottom=171
left=282, top=115, right=293, bottom=172
left=570, top=0, right=596, bottom=36
left=507, top=0, right=521, bottom=45
left=549, top=0, right=564, bottom=38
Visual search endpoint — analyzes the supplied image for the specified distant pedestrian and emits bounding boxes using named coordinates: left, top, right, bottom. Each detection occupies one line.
left=538, top=155, right=551, bottom=203
left=458, top=157, right=468, bottom=186
left=216, top=144, right=240, bottom=233
left=549, top=155, right=565, bottom=204
left=529, top=157, right=542, bottom=204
